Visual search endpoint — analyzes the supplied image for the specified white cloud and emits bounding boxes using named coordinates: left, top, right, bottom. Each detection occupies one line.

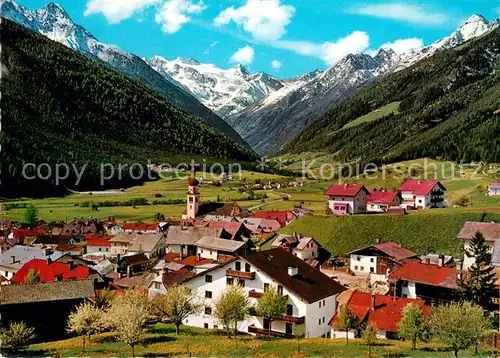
left=204, top=41, right=219, bottom=55
left=271, top=60, right=282, bottom=70
left=229, top=46, right=255, bottom=65
left=367, top=37, right=424, bottom=56
left=214, top=0, right=295, bottom=41
left=350, top=3, right=447, bottom=26
left=155, top=0, right=207, bottom=34
left=274, top=31, right=370, bottom=66
left=84, top=0, right=159, bottom=23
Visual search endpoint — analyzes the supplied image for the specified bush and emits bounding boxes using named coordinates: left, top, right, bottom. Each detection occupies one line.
left=0, top=322, right=36, bottom=351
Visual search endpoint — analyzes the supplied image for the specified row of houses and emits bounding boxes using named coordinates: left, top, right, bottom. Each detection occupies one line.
left=324, top=179, right=446, bottom=215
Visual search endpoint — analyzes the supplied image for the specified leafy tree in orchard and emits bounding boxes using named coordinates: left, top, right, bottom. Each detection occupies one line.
left=24, top=205, right=38, bottom=226
left=0, top=322, right=36, bottom=351
left=214, top=283, right=250, bottom=338
left=255, top=286, right=288, bottom=337
left=362, top=322, right=378, bottom=357
left=334, top=306, right=358, bottom=345
left=398, top=303, right=427, bottom=350
left=150, top=285, right=202, bottom=335
left=429, top=301, right=490, bottom=357
left=67, top=303, right=105, bottom=352
left=459, top=231, right=497, bottom=308
left=24, top=269, right=40, bottom=284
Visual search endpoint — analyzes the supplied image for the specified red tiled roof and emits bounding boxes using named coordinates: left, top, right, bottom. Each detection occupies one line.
left=324, top=184, right=369, bottom=197
left=208, top=221, right=243, bottom=237
left=11, top=259, right=90, bottom=284
left=398, top=179, right=444, bottom=195
left=388, top=262, right=459, bottom=289
left=252, top=211, right=295, bottom=226
left=86, top=239, right=112, bottom=247
left=367, top=191, right=399, bottom=204
left=179, top=255, right=215, bottom=267
left=10, top=228, right=43, bottom=240
left=85, top=234, right=112, bottom=241
left=457, top=221, right=500, bottom=242
left=348, top=242, right=416, bottom=262
left=330, top=291, right=431, bottom=332
left=121, top=223, right=158, bottom=231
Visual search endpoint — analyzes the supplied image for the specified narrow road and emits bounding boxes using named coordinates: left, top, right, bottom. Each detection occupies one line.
left=248, top=193, right=291, bottom=211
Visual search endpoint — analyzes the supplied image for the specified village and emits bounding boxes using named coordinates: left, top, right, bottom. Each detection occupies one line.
left=0, top=169, right=500, bottom=357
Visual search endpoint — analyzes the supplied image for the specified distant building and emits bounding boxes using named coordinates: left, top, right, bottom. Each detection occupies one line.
left=11, top=258, right=95, bottom=284
left=323, top=184, right=369, bottom=215
left=270, top=234, right=321, bottom=263
left=398, top=180, right=446, bottom=209
left=121, top=222, right=159, bottom=234
left=366, top=191, right=402, bottom=213
left=0, top=245, right=62, bottom=280
left=347, top=242, right=418, bottom=276
left=488, top=183, right=500, bottom=196
left=252, top=211, right=296, bottom=226
left=109, top=232, right=165, bottom=258
left=457, top=221, right=500, bottom=270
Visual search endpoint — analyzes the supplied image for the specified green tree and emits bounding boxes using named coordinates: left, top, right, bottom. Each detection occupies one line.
left=363, top=322, right=378, bottom=357
left=429, top=301, right=491, bottom=357
left=334, top=306, right=358, bottom=345
left=94, top=288, right=114, bottom=309
left=24, top=205, right=38, bottom=226
left=150, top=285, right=202, bottom=335
left=214, top=284, right=250, bottom=338
left=66, top=303, right=104, bottom=352
left=398, top=303, right=427, bottom=349
left=255, top=286, right=288, bottom=336
left=460, top=231, right=497, bottom=308
left=0, top=322, right=36, bottom=351
left=105, top=290, right=150, bottom=357
left=24, top=269, right=40, bottom=284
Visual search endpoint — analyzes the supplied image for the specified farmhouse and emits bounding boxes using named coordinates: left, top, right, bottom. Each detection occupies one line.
left=457, top=221, right=500, bottom=270
left=109, top=232, right=165, bottom=258
left=388, top=261, right=461, bottom=304
left=270, top=233, right=321, bottom=263
left=121, top=222, right=159, bottom=234
left=11, top=258, right=95, bottom=284
left=182, top=248, right=346, bottom=338
left=398, top=179, right=446, bottom=209
left=195, top=236, right=250, bottom=261
left=366, top=191, right=402, bottom=213
left=324, top=184, right=369, bottom=215
left=165, top=226, right=222, bottom=256
left=488, top=183, right=500, bottom=196
left=330, top=290, right=431, bottom=339
left=252, top=211, right=296, bottom=226
left=347, top=241, right=418, bottom=276
left=0, top=245, right=62, bottom=280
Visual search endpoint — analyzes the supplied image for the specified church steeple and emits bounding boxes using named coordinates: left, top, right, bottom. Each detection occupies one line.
left=184, top=168, right=200, bottom=219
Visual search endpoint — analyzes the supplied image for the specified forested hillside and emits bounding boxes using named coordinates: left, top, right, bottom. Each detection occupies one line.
left=0, top=19, right=256, bottom=197
left=282, top=28, right=500, bottom=163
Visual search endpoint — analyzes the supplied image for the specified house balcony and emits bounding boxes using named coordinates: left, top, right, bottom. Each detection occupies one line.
left=248, top=325, right=294, bottom=338
left=226, top=269, right=255, bottom=280
left=248, top=290, right=288, bottom=299
left=281, top=314, right=305, bottom=324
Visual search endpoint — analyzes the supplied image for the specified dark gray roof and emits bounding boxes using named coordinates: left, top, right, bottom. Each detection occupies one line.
left=0, top=280, right=95, bottom=305
left=492, top=241, right=500, bottom=267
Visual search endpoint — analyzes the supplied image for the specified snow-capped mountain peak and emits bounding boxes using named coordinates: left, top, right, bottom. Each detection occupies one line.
left=146, top=57, right=284, bottom=118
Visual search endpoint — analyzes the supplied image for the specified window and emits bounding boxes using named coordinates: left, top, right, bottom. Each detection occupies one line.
left=238, top=279, right=245, bottom=287
left=235, top=262, right=241, bottom=271
left=205, top=307, right=212, bottom=315
left=370, top=267, right=374, bottom=273
left=210, top=250, right=213, bottom=255
left=205, top=275, right=212, bottom=283
left=245, top=263, right=251, bottom=272
left=277, top=285, right=283, bottom=295
left=227, top=277, right=234, bottom=285
left=360, top=266, right=364, bottom=271
left=370, top=258, right=374, bottom=263
left=354, top=265, right=358, bottom=270
left=204, top=323, right=209, bottom=329
left=323, top=299, right=325, bottom=306
left=318, top=319, right=321, bottom=325
left=402, top=281, right=408, bottom=287
left=287, top=304, right=293, bottom=316
left=357, top=256, right=361, bottom=261
left=319, top=301, right=322, bottom=308
left=189, top=197, right=194, bottom=203
left=98, top=248, right=102, bottom=251
left=264, top=283, right=270, bottom=291
left=205, top=291, right=212, bottom=299
left=154, top=282, right=161, bottom=290
left=322, top=317, right=325, bottom=324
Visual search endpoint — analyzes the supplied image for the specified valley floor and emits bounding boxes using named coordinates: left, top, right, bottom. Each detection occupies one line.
left=23, top=323, right=499, bottom=358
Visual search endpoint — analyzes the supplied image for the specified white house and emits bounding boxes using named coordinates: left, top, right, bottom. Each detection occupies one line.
left=165, top=226, right=221, bottom=256
left=0, top=245, right=62, bottom=280
left=488, top=183, right=500, bottom=196
left=85, top=239, right=112, bottom=254
left=270, top=234, right=320, bottom=262
left=195, top=236, right=248, bottom=261
left=323, top=184, right=369, bottom=215
left=182, top=248, right=346, bottom=338
left=457, top=221, right=500, bottom=270
left=347, top=241, right=418, bottom=277
left=366, top=191, right=402, bottom=213
left=109, top=232, right=165, bottom=258
left=398, top=179, right=446, bottom=209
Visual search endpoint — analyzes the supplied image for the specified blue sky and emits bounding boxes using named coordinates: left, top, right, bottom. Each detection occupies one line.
left=17, top=0, right=500, bottom=78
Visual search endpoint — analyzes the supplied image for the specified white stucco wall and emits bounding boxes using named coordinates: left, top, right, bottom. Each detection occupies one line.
left=401, top=281, right=417, bottom=299
left=350, top=254, right=377, bottom=274
left=87, top=245, right=111, bottom=254
left=196, top=247, right=218, bottom=261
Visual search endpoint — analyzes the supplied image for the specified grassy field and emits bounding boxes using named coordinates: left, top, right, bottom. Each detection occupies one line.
left=342, top=101, right=401, bottom=130
left=24, top=323, right=498, bottom=357
left=268, top=211, right=500, bottom=258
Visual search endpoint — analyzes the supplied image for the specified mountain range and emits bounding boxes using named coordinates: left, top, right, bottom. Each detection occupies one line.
left=0, top=0, right=248, bottom=147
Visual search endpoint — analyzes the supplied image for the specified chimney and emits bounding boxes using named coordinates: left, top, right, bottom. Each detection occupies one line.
left=455, top=260, right=463, bottom=271
left=10, top=255, right=15, bottom=264
left=127, top=265, right=132, bottom=278
left=376, top=237, right=381, bottom=244
left=116, top=254, right=121, bottom=264
left=287, top=266, right=298, bottom=276
left=438, top=254, right=444, bottom=267
left=68, top=260, right=75, bottom=270
left=371, top=293, right=376, bottom=311
left=424, top=257, right=430, bottom=265
left=197, top=253, right=201, bottom=262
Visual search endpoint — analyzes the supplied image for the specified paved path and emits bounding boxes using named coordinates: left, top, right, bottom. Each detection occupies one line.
left=248, top=193, right=291, bottom=211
